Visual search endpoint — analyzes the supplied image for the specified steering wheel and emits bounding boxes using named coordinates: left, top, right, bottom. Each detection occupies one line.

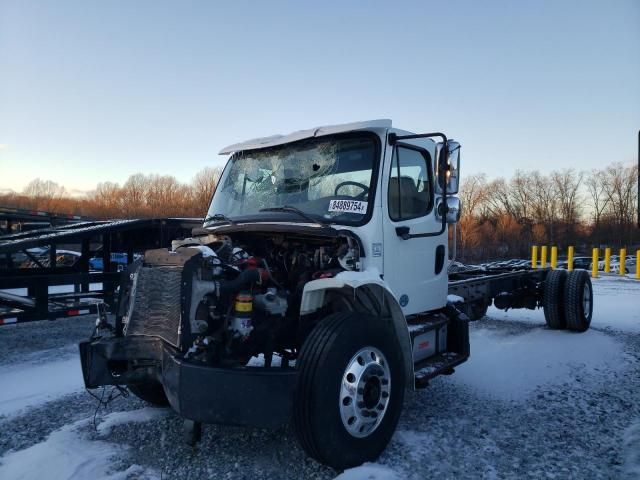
left=333, top=181, right=370, bottom=200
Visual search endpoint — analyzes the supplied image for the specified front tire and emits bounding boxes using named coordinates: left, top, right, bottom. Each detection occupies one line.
left=293, top=312, right=406, bottom=470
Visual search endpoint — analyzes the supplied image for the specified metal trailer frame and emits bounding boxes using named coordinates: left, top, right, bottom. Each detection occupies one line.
left=0, top=206, right=89, bottom=235
left=0, top=218, right=202, bottom=325
left=446, top=265, right=552, bottom=327
left=448, top=266, right=549, bottom=307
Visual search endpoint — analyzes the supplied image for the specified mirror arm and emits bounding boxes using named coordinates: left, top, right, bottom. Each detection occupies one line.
left=388, top=132, right=449, bottom=239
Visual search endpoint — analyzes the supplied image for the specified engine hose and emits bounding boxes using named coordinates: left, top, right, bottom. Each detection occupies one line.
left=261, top=258, right=284, bottom=290
left=218, top=269, right=261, bottom=294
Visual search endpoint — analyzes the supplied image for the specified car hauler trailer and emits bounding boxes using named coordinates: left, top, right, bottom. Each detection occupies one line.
left=0, top=218, right=201, bottom=325
left=70, top=120, right=594, bottom=470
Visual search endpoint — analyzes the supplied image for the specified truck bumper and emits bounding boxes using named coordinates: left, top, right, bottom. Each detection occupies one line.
left=79, top=337, right=298, bottom=428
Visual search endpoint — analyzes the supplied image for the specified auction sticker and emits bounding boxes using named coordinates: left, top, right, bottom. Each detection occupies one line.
left=329, top=199, right=368, bottom=214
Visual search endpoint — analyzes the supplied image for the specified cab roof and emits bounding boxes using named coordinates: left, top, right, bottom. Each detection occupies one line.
left=218, top=119, right=392, bottom=155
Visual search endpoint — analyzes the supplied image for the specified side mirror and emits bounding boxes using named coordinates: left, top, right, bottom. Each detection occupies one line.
left=435, top=140, right=461, bottom=195
left=436, top=196, right=462, bottom=224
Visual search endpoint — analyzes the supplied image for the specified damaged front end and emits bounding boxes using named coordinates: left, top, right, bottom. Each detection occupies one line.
left=79, top=228, right=361, bottom=427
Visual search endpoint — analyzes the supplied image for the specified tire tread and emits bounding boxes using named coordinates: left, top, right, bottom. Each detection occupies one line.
left=543, top=269, right=567, bottom=329
left=565, top=270, right=592, bottom=332
left=294, top=312, right=351, bottom=463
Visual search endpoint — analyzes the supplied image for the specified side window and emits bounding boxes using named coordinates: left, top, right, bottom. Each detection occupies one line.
left=388, top=146, right=433, bottom=221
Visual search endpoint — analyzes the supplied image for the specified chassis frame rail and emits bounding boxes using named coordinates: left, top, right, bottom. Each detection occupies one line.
left=448, top=267, right=550, bottom=310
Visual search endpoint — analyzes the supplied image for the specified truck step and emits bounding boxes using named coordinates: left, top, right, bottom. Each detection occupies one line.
left=407, top=313, right=448, bottom=340
left=413, top=351, right=467, bottom=389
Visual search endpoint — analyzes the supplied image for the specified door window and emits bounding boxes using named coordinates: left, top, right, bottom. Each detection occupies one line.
left=388, top=146, right=433, bottom=221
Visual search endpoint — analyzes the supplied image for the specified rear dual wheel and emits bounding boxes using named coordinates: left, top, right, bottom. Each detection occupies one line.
left=543, top=270, right=567, bottom=329
left=564, top=270, right=593, bottom=332
left=543, top=269, right=593, bottom=332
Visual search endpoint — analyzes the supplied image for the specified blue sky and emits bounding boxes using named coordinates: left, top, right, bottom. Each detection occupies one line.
left=1, top=0, right=638, bottom=193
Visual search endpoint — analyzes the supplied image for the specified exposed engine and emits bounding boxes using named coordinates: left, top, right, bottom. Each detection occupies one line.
left=124, top=230, right=361, bottom=369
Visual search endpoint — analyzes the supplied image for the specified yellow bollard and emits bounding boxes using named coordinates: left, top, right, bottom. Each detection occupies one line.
left=620, top=248, right=626, bottom=276
left=531, top=246, right=538, bottom=269
left=592, top=248, right=599, bottom=278
left=636, top=250, right=640, bottom=279
left=568, top=246, right=574, bottom=271
left=551, top=246, right=558, bottom=269
left=541, top=246, right=548, bottom=268
left=604, top=247, right=611, bottom=273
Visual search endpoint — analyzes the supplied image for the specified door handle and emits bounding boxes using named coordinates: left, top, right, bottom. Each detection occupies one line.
left=395, top=226, right=411, bottom=240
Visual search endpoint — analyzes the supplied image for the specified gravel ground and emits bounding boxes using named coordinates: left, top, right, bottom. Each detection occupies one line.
left=1, top=310, right=639, bottom=479
left=0, top=316, right=95, bottom=365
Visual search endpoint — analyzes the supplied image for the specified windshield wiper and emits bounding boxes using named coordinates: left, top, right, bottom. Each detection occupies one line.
left=259, top=206, right=330, bottom=227
left=203, top=213, right=235, bottom=225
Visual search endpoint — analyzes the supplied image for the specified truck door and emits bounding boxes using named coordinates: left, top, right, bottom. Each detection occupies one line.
left=381, top=139, right=448, bottom=315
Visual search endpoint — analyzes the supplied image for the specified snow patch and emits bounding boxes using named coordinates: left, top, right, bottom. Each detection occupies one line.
left=453, top=327, right=626, bottom=400
left=334, top=463, right=402, bottom=480
left=97, top=407, right=170, bottom=436
left=395, top=429, right=501, bottom=475
left=0, top=353, right=84, bottom=418
left=447, top=294, right=465, bottom=303
left=0, top=410, right=164, bottom=479
left=623, top=419, right=640, bottom=479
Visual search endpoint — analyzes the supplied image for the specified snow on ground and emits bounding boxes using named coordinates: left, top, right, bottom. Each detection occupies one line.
left=96, top=408, right=170, bottom=436
left=0, top=413, right=160, bottom=480
left=0, top=348, right=84, bottom=418
left=334, top=463, right=401, bottom=480
left=0, top=277, right=638, bottom=479
left=623, top=419, right=640, bottom=479
left=452, top=327, right=626, bottom=400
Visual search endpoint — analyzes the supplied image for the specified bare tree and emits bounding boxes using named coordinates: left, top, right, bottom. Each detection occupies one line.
left=552, top=169, right=583, bottom=244
left=92, top=182, right=122, bottom=219
left=22, top=178, right=67, bottom=211
left=585, top=169, right=610, bottom=230
left=121, top=174, right=149, bottom=218
left=600, top=163, right=638, bottom=245
left=191, top=167, right=222, bottom=217
left=457, top=173, right=488, bottom=259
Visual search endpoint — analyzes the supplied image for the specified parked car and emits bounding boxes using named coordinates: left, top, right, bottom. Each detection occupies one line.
left=89, top=252, right=140, bottom=270
left=557, top=256, right=591, bottom=270
left=611, top=257, right=636, bottom=274
left=19, top=248, right=81, bottom=268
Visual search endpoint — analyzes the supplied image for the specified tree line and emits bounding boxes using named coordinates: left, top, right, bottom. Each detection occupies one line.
left=2, top=167, right=222, bottom=219
left=457, top=161, right=639, bottom=261
left=2, top=162, right=638, bottom=261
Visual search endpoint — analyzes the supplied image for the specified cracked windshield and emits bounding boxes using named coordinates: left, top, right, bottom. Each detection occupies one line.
left=207, top=135, right=376, bottom=225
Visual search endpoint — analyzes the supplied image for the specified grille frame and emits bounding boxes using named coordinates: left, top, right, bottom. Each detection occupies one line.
left=125, top=265, right=183, bottom=348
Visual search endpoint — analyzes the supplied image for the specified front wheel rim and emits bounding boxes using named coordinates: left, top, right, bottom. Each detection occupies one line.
left=583, top=283, right=592, bottom=318
left=339, top=346, right=391, bottom=438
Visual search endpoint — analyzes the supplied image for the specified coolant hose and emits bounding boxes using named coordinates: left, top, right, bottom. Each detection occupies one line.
left=219, top=269, right=262, bottom=294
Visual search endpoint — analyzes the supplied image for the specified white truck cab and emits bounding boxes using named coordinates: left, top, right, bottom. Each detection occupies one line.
left=212, top=119, right=461, bottom=316
left=80, top=119, right=592, bottom=472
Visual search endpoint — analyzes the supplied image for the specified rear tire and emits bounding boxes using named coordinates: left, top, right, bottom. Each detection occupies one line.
left=564, top=270, right=593, bottom=332
left=128, top=383, right=169, bottom=407
left=293, top=312, right=406, bottom=470
left=543, top=269, right=567, bottom=329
